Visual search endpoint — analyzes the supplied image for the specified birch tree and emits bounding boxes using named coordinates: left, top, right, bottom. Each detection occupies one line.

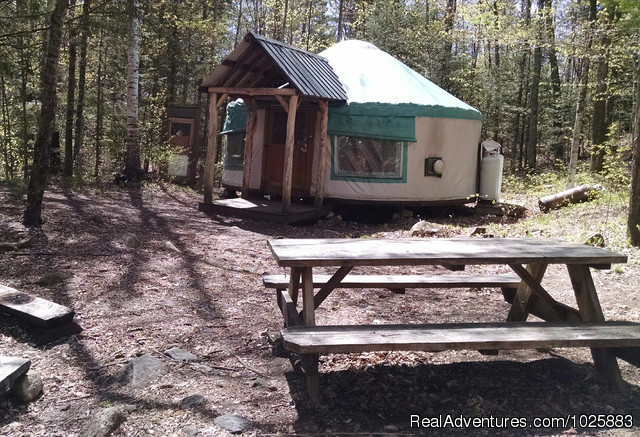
left=123, top=0, right=142, bottom=181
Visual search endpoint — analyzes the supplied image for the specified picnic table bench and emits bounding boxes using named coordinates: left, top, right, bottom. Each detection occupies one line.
left=266, top=237, right=640, bottom=402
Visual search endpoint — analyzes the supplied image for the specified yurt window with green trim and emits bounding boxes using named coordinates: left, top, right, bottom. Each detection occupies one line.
left=332, top=136, right=404, bottom=180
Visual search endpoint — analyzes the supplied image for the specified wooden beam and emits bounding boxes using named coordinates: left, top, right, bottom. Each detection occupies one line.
left=567, top=264, right=624, bottom=388
left=203, top=92, right=220, bottom=203
left=216, top=93, right=228, bottom=108
left=207, top=87, right=297, bottom=96
left=507, top=263, right=547, bottom=322
left=275, top=95, right=289, bottom=113
left=281, top=94, right=298, bottom=212
left=314, top=100, right=329, bottom=208
left=301, top=267, right=315, bottom=326
left=241, top=97, right=257, bottom=199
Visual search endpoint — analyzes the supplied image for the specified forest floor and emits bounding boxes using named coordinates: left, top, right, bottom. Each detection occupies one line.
left=0, top=179, right=639, bottom=437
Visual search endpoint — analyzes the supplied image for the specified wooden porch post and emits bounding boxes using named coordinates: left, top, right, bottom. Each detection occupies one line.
left=314, top=99, right=329, bottom=208
left=203, top=92, right=220, bottom=203
left=241, top=97, right=257, bottom=199
left=282, top=94, right=298, bottom=212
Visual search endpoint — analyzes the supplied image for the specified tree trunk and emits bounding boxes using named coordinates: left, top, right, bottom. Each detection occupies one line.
left=63, top=0, right=77, bottom=177
left=567, top=0, right=596, bottom=189
left=546, top=0, right=564, bottom=161
left=526, top=0, right=544, bottom=169
left=442, top=0, right=457, bottom=91
left=1, top=75, right=15, bottom=180
left=23, top=0, right=68, bottom=227
left=95, top=30, right=104, bottom=179
left=628, top=16, right=640, bottom=246
left=337, top=0, right=344, bottom=42
left=234, top=0, right=243, bottom=48
left=123, top=0, right=142, bottom=181
left=74, top=0, right=91, bottom=175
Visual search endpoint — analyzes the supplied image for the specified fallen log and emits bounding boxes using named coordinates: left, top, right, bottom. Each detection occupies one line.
left=538, top=184, right=603, bottom=212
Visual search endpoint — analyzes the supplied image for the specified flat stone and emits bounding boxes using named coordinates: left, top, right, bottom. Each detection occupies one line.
left=11, top=371, right=43, bottom=402
left=180, top=394, right=206, bottom=409
left=214, top=414, right=253, bottom=434
left=0, top=356, right=31, bottom=395
left=114, top=354, right=167, bottom=388
left=80, top=407, right=126, bottom=437
left=164, top=347, right=197, bottom=362
left=0, top=285, right=75, bottom=328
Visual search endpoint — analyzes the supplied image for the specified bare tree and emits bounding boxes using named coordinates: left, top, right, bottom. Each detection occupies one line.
left=23, top=0, right=69, bottom=226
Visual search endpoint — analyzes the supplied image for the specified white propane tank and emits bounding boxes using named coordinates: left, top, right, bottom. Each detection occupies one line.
left=479, top=140, right=503, bottom=201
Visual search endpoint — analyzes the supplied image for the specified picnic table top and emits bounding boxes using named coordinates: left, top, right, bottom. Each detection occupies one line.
left=267, top=237, right=628, bottom=268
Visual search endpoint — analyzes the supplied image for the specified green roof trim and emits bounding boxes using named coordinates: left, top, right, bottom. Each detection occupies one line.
left=328, top=110, right=416, bottom=142
left=331, top=102, right=483, bottom=122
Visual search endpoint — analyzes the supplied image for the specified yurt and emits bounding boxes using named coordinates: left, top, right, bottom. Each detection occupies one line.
left=200, top=33, right=483, bottom=214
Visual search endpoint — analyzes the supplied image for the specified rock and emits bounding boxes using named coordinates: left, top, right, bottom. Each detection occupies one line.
left=182, top=426, right=198, bottom=437
left=214, top=414, right=253, bottom=434
left=180, top=394, right=206, bottom=410
left=10, top=371, right=42, bottom=402
left=164, top=347, right=197, bottom=362
left=35, top=272, right=68, bottom=286
left=80, top=407, right=126, bottom=437
left=163, top=241, right=181, bottom=253
left=410, top=221, right=440, bottom=238
left=124, top=234, right=140, bottom=248
left=114, top=354, right=167, bottom=388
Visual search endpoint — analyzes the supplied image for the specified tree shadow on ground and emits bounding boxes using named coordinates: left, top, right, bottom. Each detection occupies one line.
left=285, top=357, right=640, bottom=436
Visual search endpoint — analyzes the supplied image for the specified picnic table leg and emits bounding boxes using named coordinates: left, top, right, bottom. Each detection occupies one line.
left=288, top=267, right=301, bottom=305
left=507, top=263, right=547, bottom=322
left=299, top=267, right=321, bottom=402
left=567, top=265, right=624, bottom=389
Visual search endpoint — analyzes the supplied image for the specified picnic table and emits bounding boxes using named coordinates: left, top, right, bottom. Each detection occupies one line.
left=266, top=237, right=640, bottom=402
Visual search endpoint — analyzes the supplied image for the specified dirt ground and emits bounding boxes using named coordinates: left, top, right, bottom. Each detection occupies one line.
left=0, top=182, right=639, bottom=437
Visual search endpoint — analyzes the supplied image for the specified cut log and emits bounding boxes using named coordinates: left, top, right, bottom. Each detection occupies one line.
left=539, top=184, right=603, bottom=212
left=0, top=285, right=75, bottom=328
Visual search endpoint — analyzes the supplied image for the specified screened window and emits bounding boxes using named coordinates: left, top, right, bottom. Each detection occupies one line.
left=334, top=136, right=403, bottom=179
left=223, top=132, right=245, bottom=170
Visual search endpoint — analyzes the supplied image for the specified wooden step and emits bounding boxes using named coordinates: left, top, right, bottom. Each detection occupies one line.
left=281, top=322, right=640, bottom=354
left=0, top=285, right=75, bottom=328
left=263, top=273, right=521, bottom=291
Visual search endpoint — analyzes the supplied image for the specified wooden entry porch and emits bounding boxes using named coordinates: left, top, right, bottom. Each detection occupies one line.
left=198, top=197, right=330, bottom=224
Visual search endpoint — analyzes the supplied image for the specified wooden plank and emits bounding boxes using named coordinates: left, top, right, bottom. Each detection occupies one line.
left=207, top=86, right=297, bottom=96
left=276, top=289, right=303, bottom=327
left=567, top=265, right=624, bottom=388
left=267, top=238, right=627, bottom=268
left=314, top=100, right=329, bottom=208
left=0, top=285, right=75, bottom=328
left=281, top=322, right=640, bottom=354
left=281, top=94, right=298, bottom=212
left=0, top=356, right=30, bottom=395
left=288, top=267, right=301, bottom=305
left=203, top=92, right=220, bottom=204
left=313, top=266, right=354, bottom=309
left=301, top=267, right=315, bottom=326
left=508, top=263, right=565, bottom=320
left=241, top=97, right=257, bottom=199
left=263, top=273, right=522, bottom=290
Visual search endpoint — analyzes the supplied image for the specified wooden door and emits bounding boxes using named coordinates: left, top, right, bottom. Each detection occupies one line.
left=262, top=109, right=315, bottom=196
